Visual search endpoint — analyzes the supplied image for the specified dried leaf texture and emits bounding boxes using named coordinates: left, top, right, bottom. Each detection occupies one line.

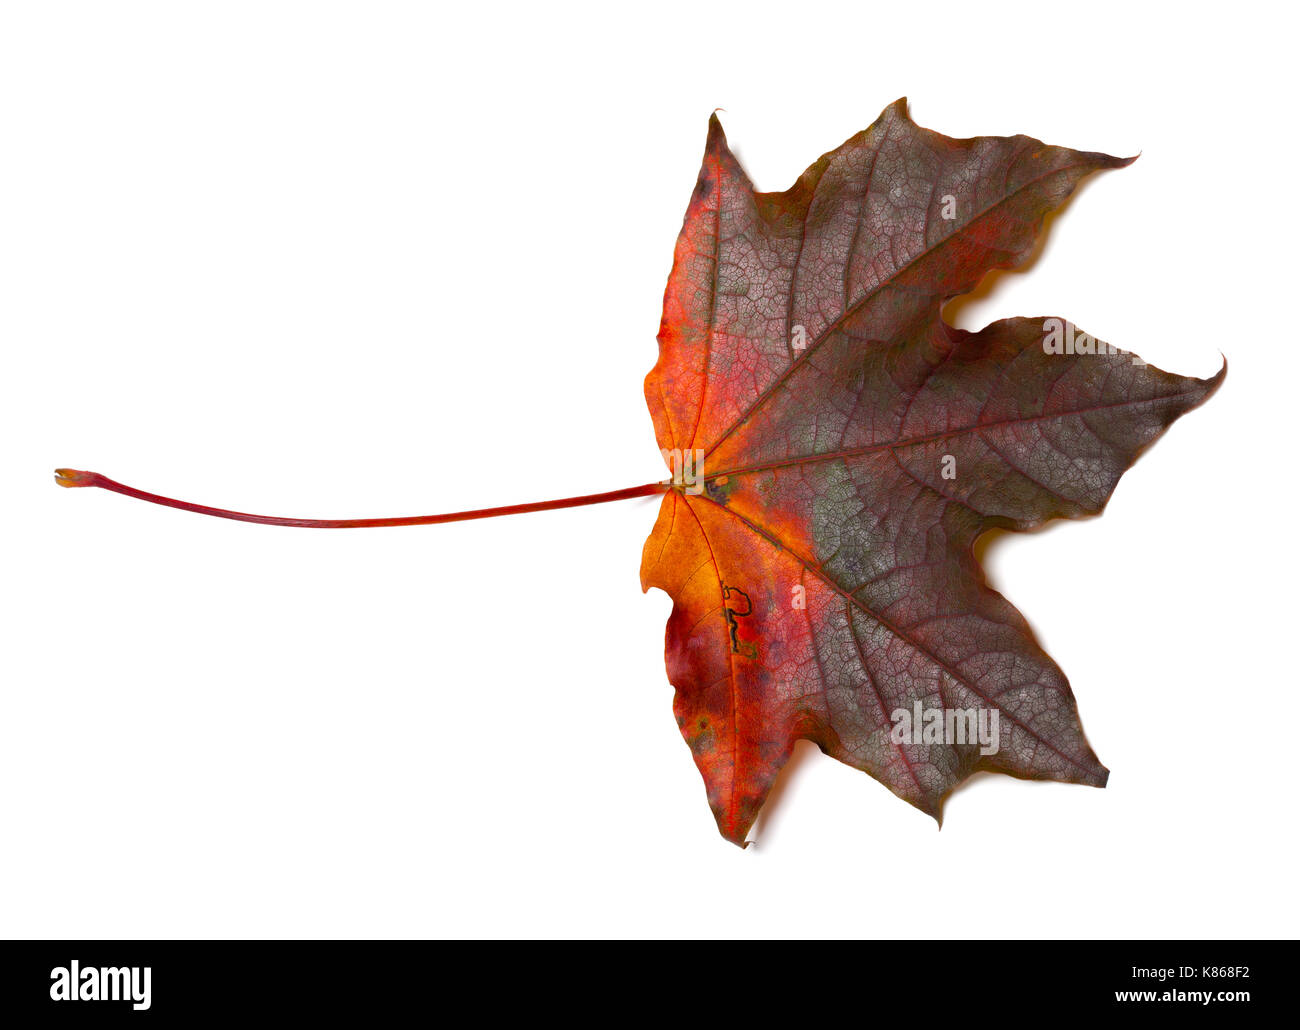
left=642, top=100, right=1222, bottom=845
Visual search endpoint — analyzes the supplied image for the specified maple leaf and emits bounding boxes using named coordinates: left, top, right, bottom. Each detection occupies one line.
left=641, top=99, right=1223, bottom=846
left=56, top=100, right=1222, bottom=851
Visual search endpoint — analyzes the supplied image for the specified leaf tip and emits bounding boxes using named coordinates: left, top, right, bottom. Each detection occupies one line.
left=884, top=96, right=910, bottom=123
left=1208, top=354, right=1229, bottom=390
left=706, top=109, right=728, bottom=147
left=716, top=819, right=752, bottom=848
left=1186, top=353, right=1228, bottom=406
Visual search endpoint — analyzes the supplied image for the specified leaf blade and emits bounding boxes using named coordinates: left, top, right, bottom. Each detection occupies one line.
left=643, top=102, right=1219, bottom=846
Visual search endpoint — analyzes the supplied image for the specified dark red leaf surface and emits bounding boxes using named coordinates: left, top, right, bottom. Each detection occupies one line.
left=642, top=99, right=1222, bottom=846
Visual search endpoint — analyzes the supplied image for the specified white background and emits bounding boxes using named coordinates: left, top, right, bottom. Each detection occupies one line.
left=2, top=1, right=1295, bottom=939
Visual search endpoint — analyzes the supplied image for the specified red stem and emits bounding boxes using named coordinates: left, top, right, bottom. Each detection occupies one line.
left=54, top=469, right=667, bottom=528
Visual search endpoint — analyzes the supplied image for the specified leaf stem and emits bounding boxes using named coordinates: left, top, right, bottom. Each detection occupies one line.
left=54, top=469, right=668, bottom=529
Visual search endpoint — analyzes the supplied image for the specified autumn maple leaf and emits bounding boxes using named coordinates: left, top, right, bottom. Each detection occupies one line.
left=57, top=100, right=1221, bottom=849
left=641, top=99, right=1222, bottom=846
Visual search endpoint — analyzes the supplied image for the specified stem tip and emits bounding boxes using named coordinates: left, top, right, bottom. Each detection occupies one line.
left=55, top=468, right=98, bottom=488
